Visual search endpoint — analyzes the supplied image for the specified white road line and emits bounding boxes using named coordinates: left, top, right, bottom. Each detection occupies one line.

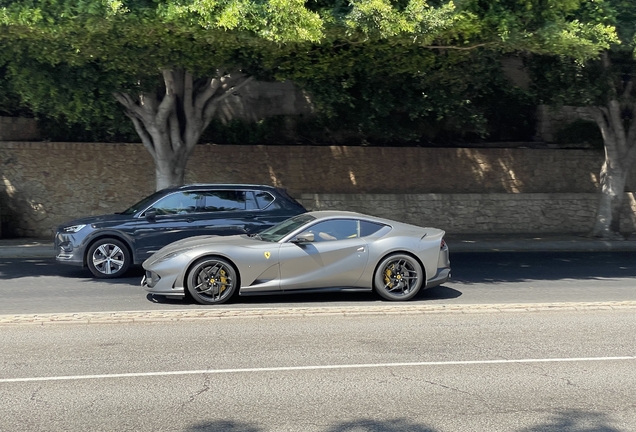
left=2, top=356, right=635, bottom=383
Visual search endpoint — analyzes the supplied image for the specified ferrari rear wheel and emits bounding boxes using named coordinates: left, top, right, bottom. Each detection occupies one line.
left=186, top=257, right=238, bottom=305
left=374, top=253, right=423, bottom=301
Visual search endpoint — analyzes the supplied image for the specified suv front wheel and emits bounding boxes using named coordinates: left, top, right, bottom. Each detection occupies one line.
left=87, top=238, right=131, bottom=278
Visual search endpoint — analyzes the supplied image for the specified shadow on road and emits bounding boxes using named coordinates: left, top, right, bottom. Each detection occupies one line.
left=0, top=257, right=144, bottom=285
left=184, top=411, right=623, bottom=431
left=185, top=419, right=438, bottom=432
left=516, top=410, right=622, bottom=432
left=450, top=251, right=636, bottom=285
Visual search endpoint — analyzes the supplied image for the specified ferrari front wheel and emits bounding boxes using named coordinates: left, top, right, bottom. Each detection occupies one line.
left=374, top=253, right=423, bottom=301
left=186, top=257, right=238, bottom=305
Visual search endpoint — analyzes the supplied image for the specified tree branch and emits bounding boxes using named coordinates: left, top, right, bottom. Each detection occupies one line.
left=621, top=80, right=633, bottom=102
left=626, top=102, right=636, bottom=166
left=156, top=68, right=177, bottom=128
left=183, top=70, right=194, bottom=123
left=113, top=92, right=147, bottom=121
left=608, top=99, right=627, bottom=153
left=209, top=75, right=254, bottom=107
left=194, top=76, right=222, bottom=112
left=127, top=114, right=156, bottom=159
left=589, top=106, right=620, bottom=162
left=203, top=75, right=255, bottom=126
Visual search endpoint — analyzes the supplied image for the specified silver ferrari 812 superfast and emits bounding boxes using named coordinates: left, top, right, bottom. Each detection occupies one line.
left=141, top=211, right=450, bottom=304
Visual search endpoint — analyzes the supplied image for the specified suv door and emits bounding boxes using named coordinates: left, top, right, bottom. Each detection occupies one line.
left=126, top=191, right=200, bottom=261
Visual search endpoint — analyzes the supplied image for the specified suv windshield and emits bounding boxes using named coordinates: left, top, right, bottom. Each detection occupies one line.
left=259, top=214, right=316, bottom=242
left=120, top=191, right=166, bottom=215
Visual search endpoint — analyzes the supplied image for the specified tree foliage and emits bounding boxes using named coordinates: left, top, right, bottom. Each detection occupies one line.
left=526, top=0, right=636, bottom=237
left=0, top=0, right=620, bottom=188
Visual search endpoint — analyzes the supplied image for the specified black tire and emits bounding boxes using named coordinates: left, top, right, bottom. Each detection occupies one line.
left=86, top=238, right=131, bottom=279
left=373, top=253, right=424, bottom=301
left=186, top=257, right=239, bottom=305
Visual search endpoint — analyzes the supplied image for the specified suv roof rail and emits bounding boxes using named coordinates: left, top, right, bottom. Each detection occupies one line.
left=179, top=183, right=274, bottom=189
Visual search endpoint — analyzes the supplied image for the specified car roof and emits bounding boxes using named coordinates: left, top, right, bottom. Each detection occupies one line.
left=161, top=184, right=281, bottom=193
left=306, top=210, right=390, bottom=224
left=305, top=210, right=440, bottom=233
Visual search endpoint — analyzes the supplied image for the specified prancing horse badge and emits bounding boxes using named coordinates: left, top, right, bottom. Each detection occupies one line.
left=264, top=251, right=271, bottom=259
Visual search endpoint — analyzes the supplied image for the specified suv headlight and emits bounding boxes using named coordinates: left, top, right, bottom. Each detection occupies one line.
left=63, top=224, right=86, bottom=233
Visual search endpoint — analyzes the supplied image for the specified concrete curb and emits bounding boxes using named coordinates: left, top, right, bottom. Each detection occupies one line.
left=2, top=301, right=635, bottom=326
left=446, top=238, right=636, bottom=253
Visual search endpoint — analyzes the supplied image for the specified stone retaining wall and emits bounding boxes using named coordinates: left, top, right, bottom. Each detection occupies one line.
left=1, top=141, right=635, bottom=236
left=301, top=193, right=636, bottom=234
left=0, top=117, right=40, bottom=141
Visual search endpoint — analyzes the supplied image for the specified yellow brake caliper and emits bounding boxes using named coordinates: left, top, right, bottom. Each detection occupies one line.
left=384, top=266, right=393, bottom=288
left=219, top=269, right=228, bottom=293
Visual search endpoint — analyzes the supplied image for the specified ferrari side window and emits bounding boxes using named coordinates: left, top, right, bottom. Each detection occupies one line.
left=359, top=220, right=386, bottom=237
left=307, top=220, right=359, bottom=242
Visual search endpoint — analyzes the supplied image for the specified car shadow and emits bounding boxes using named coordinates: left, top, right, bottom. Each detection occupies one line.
left=183, top=410, right=622, bottom=431
left=146, top=284, right=462, bottom=306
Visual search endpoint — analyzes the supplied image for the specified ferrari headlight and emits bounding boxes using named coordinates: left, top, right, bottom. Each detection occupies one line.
left=63, top=224, right=86, bottom=233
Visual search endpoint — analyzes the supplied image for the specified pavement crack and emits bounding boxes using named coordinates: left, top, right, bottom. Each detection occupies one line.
left=423, top=379, right=496, bottom=413
left=181, top=374, right=211, bottom=409
left=30, top=386, right=41, bottom=402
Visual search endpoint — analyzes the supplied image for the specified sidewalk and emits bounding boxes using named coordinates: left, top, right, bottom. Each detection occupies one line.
left=0, top=234, right=636, bottom=259
left=445, top=233, right=636, bottom=253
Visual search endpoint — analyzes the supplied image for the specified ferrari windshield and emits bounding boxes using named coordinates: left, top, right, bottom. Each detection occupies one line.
left=259, top=214, right=316, bottom=242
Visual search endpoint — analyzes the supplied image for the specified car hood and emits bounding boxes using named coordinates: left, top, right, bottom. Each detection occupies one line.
left=57, top=213, right=130, bottom=229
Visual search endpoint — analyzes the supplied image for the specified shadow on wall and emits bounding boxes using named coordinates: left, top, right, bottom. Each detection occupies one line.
left=2, top=142, right=636, bottom=237
left=0, top=177, right=46, bottom=238
left=188, top=145, right=612, bottom=196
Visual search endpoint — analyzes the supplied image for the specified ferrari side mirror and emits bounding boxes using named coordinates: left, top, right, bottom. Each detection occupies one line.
left=292, top=232, right=315, bottom=243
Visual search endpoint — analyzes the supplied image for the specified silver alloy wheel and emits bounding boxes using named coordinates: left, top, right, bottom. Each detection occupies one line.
left=374, top=254, right=423, bottom=301
left=92, top=243, right=126, bottom=275
left=188, top=258, right=238, bottom=304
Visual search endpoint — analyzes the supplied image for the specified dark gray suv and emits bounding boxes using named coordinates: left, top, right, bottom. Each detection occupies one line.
left=54, top=184, right=306, bottom=278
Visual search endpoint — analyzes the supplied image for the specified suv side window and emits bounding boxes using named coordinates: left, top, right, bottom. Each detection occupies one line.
left=255, top=191, right=276, bottom=210
left=301, top=219, right=359, bottom=242
left=245, top=191, right=258, bottom=210
left=199, top=190, right=246, bottom=212
left=151, top=192, right=199, bottom=216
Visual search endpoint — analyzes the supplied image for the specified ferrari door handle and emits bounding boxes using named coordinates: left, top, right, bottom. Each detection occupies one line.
left=357, top=247, right=365, bottom=252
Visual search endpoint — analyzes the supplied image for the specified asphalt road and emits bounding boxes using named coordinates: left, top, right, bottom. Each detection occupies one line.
left=1, top=310, right=635, bottom=431
left=0, top=251, right=635, bottom=315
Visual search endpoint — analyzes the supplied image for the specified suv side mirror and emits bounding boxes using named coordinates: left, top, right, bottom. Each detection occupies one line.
left=292, top=232, right=314, bottom=243
left=145, top=209, right=157, bottom=220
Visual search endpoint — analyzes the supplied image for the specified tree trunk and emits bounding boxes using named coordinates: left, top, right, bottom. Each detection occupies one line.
left=588, top=98, right=636, bottom=239
left=589, top=161, right=628, bottom=238
left=113, top=68, right=254, bottom=191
